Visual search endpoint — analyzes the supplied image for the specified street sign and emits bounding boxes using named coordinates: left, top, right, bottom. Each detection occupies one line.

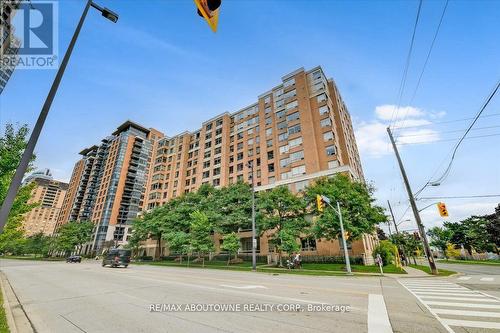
left=194, top=0, right=220, bottom=32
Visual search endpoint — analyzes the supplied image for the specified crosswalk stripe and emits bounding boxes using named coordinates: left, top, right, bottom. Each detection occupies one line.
left=414, top=291, right=483, bottom=296
left=433, top=308, right=500, bottom=318
left=457, top=277, right=472, bottom=280
left=441, top=319, right=500, bottom=329
left=399, top=279, right=500, bottom=333
left=419, top=295, right=499, bottom=302
left=480, top=277, right=494, bottom=281
left=425, top=301, right=500, bottom=309
left=405, top=288, right=469, bottom=293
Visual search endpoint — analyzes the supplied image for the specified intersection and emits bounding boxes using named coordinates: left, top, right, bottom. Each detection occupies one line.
left=1, top=259, right=499, bottom=333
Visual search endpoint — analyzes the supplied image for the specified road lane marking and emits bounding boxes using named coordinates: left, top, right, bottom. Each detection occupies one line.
left=457, top=277, right=471, bottom=281
left=441, top=319, right=500, bottom=330
left=418, top=295, right=499, bottom=302
left=424, top=301, right=500, bottom=309
left=433, top=309, right=500, bottom=318
left=480, top=277, right=494, bottom=281
left=220, top=284, right=268, bottom=290
left=367, top=294, right=393, bottom=333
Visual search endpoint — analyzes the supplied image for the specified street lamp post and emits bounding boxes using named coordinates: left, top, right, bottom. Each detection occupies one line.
left=320, top=196, right=352, bottom=275
left=0, top=0, right=118, bottom=232
left=247, top=162, right=257, bottom=271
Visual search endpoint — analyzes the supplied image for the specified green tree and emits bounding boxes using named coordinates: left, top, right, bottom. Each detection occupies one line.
left=25, top=232, right=53, bottom=258
left=164, top=231, right=191, bottom=264
left=484, top=204, right=500, bottom=254
left=221, top=232, right=240, bottom=265
left=428, top=227, right=453, bottom=259
left=305, top=174, right=387, bottom=241
left=257, top=186, right=308, bottom=267
left=390, top=232, right=422, bottom=265
left=55, top=221, right=93, bottom=256
left=373, top=240, right=398, bottom=266
left=0, top=124, right=38, bottom=255
left=189, top=211, right=214, bottom=267
left=216, top=182, right=252, bottom=233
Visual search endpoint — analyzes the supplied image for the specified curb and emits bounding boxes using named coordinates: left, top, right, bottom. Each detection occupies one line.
left=0, top=272, right=34, bottom=333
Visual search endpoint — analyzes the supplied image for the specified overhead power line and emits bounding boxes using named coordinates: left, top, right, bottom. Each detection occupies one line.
left=418, top=195, right=500, bottom=200
left=396, top=124, right=500, bottom=138
left=428, top=80, right=500, bottom=185
left=398, top=0, right=450, bottom=133
left=392, top=113, right=500, bottom=130
left=397, top=132, right=500, bottom=145
left=389, top=0, right=423, bottom=129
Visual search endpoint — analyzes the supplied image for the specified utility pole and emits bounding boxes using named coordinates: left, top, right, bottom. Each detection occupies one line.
left=387, top=127, right=438, bottom=275
left=247, top=162, right=257, bottom=271
left=387, top=200, right=399, bottom=234
left=0, top=0, right=118, bottom=232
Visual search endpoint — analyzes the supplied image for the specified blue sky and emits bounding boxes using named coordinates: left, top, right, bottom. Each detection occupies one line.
left=1, top=0, right=499, bottom=232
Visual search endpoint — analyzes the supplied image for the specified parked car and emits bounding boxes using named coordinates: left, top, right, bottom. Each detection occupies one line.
left=102, top=249, right=131, bottom=268
left=66, top=255, right=82, bottom=263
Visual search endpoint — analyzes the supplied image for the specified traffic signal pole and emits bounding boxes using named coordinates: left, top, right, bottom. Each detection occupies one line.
left=387, top=127, right=438, bottom=275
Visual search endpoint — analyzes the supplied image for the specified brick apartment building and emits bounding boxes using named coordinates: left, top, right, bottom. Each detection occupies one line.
left=60, top=66, right=377, bottom=261
left=0, top=0, right=22, bottom=94
left=57, top=123, right=163, bottom=253
left=22, top=169, right=68, bottom=236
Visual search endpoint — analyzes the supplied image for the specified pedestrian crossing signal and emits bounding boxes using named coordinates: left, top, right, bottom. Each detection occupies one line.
left=437, top=202, right=449, bottom=217
left=194, top=0, right=221, bottom=32
left=316, top=195, right=325, bottom=212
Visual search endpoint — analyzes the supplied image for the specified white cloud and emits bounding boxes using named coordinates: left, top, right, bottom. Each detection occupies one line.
left=375, top=105, right=424, bottom=121
left=355, top=104, right=444, bottom=157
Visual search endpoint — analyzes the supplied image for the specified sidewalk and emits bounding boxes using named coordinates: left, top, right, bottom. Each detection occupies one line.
left=401, top=265, right=429, bottom=277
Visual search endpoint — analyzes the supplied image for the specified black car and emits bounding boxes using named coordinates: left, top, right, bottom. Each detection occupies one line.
left=102, top=249, right=131, bottom=268
left=66, top=255, right=82, bottom=263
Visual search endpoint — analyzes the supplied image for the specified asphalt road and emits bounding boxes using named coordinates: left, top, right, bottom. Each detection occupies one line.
left=0, top=259, right=498, bottom=333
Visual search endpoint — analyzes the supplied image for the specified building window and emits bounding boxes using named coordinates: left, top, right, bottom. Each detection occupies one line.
left=277, top=121, right=287, bottom=130
left=320, top=118, right=332, bottom=127
left=267, top=151, right=274, bottom=160
left=283, top=78, right=295, bottom=88
left=268, top=176, right=276, bottom=184
left=237, top=152, right=244, bottom=160
left=237, top=163, right=244, bottom=171
left=276, top=110, right=285, bottom=118
left=289, top=137, right=303, bottom=147
left=291, top=165, right=306, bottom=176
left=301, top=238, right=317, bottom=251
left=266, top=139, right=273, bottom=148
left=214, top=147, right=222, bottom=155
left=288, top=124, right=301, bottom=135
left=326, top=145, right=336, bottom=156
left=215, top=137, right=222, bottom=145
left=323, top=131, right=334, bottom=141
left=205, top=141, right=212, bottom=149
left=289, top=150, right=304, bottom=162
left=280, top=158, right=289, bottom=168
left=229, top=166, right=234, bottom=174
left=286, top=111, right=300, bottom=122
left=279, top=145, right=289, bottom=155
left=285, top=100, right=298, bottom=110
left=268, top=163, right=275, bottom=173
left=317, top=93, right=327, bottom=103
left=319, top=105, right=329, bottom=115
left=203, top=161, right=210, bottom=169
left=265, top=117, right=272, bottom=125
left=202, top=171, right=210, bottom=178
left=213, top=167, right=221, bottom=176
left=278, top=133, right=288, bottom=142
left=264, top=96, right=271, bottom=104
left=237, top=142, right=243, bottom=150
left=213, top=178, right=220, bottom=186
left=206, top=123, right=213, bottom=131
left=214, top=157, right=221, bottom=165
left=265, top=128, right=272, bottom=137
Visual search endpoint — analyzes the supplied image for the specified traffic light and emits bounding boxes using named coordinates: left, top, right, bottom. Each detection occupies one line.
left=316, top=195, right=325, bottom=212
left=344, top=231, right=351, bottom=240
left=194, top=0, right=221, bottom=32
left=437, top=202, right=449, bottom=217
